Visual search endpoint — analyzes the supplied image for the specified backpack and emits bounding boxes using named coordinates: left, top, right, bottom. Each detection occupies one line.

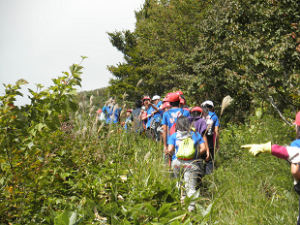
left=176, top=136, right=196, bottom=160
left=168, top=109, right=184, bottom=135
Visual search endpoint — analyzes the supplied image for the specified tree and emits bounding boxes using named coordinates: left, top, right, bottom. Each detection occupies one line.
left=107, top=0, right=300, bottom=123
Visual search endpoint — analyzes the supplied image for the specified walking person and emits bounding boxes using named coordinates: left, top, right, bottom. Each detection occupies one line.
left=242, top=111, right=300, bottom=225
left=161, top=93, right=190, bottom=158
left=124, top=109, right=133, bottom=130
left=152, top=95, right=162, bottom=141
left=141, top=96, right=159, bottom=139
left=167, top=116, right=207, bottom=212
left=201, top=100, right=220, bottom=174
left=189, top=107, right=210, bottom=180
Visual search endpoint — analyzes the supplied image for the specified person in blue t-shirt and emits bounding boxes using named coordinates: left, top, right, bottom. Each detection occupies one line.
left=141, top=96, right=159, bottom=139
left=124, top=109, right=133, bottom=130
left=167, top=116, right=206, bottom=212
left=161, top=93, right=190, bottom=156
left=151, top=95, right=162, bottom=141
left=102, top=99, right=120, bottom=124
left=201, top=100, right=220, bottom=175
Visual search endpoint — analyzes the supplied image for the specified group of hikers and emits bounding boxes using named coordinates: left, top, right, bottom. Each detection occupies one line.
left=98, top=92, right=300, bottom=221
left=98, top=91, right=220, bottom=212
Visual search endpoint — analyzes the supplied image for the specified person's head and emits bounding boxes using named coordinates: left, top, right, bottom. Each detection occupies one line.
left=190, top=106, right=203, bottom=118
left=152, top=95, right=160, bottom=105
left=142, top=96, right=151, bottom=107
left=135, top=100, right=142, bottom=108
left=126, top=109, right=132, bottom=117
left=161, top=102, right=171, bottom=112
left=175, top=116, right=191, bottom=132
left=166, top=93, right=180, bottom=108
left=179, top=95, right=186, bottom=108
left=201, top=105, right=209, bottom=117
left=201, top=100, right=214, bottom=112
left=294, top=111, right=300, bottom=139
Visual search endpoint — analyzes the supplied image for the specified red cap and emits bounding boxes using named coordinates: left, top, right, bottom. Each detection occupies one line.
left=142, top=96, right=151, bottom=101
left=191, top=106, right=203, bottom=113
left=294, top=111, right=300, bottom=126
left=162, top=93, right=172, bottom=102
left=126, top=109, right=133, bottom=113
left=161, top=102, right=171, bottom=109
left=175, top=91, right=183, bottom=96
left=166, top=93, right=180, bottom=102
left=179, top=97, right=185, bottom=105
left=97, top=109, right=102, bottom=113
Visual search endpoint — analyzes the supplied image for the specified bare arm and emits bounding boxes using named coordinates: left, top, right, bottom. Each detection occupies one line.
left=215, top=126, right=219, bottom=150
left=201, top=135, right=210, bottom=161
left=198, top=143, right=207, bottom=157
left=291, top=163, right=300, bottom=183
left=149, top=103, right=159, bottom=114
left=163, top=125, right=168, bottom=154
left=168, top=144, right=175, bottom=157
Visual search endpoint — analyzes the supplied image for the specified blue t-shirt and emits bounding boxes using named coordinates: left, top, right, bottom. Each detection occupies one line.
left=103, top=106, right=120, bottom=124
left=290, top=139, right=300, bottom=170
left=146, top=106, right=154, bottom=129
left=209, top=111, right=220, bottom=127
left=161, top=108, right=190, bottom=131
left=208, top=111, right=220, bottom=135
left=291, top=139, right=300, bottom=148
left=153, top=101, right=162, bottom=122
left=124, top=116, right=131, bottom=130
left=168, top=131, right=204, bottom=161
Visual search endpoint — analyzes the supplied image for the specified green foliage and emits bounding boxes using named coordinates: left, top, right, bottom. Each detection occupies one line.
left=208, top=114, right=298, bottom=224
left=108, top=0, right=300, bottom=122
left=78, top=87, right=107, bottom=110
left=1, top=64, right=300, bottom=224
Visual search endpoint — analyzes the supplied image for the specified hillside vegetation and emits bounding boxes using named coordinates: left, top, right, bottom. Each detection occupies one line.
left=0, top=60, right=299, bottom=224
left=108, top=0, right=300, bottom=124
left=2, top=0, right=300, bottom=224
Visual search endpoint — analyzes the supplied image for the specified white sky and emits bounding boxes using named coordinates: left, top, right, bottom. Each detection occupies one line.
left=0, top=0, right=143, bottom=105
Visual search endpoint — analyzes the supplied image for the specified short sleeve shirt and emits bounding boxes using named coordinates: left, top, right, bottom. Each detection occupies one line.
left=168, top=131, right=204, bottom=161
left=209, top=111, right=220, bottom=127
left=290, top=139, right=300, bottom=171
left=146, top=106, right=154, bottom=128
left=153, top=101, right=162, bottom=122
left=161, top=108, right=190, bottom=131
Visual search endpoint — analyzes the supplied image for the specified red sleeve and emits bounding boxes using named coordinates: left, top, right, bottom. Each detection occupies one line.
left=271, top=145, right=289, bottom=160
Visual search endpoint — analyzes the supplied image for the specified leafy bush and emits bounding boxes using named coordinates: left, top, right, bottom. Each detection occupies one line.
left=1, top=60, right=299, bottom=224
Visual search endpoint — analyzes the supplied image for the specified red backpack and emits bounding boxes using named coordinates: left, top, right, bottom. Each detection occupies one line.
left=168, top=109, right=184, bottom=135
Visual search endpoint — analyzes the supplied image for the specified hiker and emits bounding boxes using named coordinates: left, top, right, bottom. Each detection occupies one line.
left=132, top=100, right=144, bottom=133
left=161, top=101, right=171, bottom=112
left=102, top=99, right=121, bottom=124
left=124, top=109, right=133, bottom=130
left=188, top=106, right=210, bottom=184
left=141, top=96, right=159, bottom=139
left=152, top=95, right=162, bottom=141
left=201, top=100, right=220, bottom=174
left=141, top=105, right=147, bottom=131
left=101, top=99, right=112, bottom=122
left=179, top=95, right=190, bottom=111
left=156, top=102, right=171, bottom=136
left=162, top=93, right=190, bottom=158
left=241, top=111, right=300, bottom=225
left=167, top=116, right=206, bottom=212
left=189, top=107, right=210, bottom=161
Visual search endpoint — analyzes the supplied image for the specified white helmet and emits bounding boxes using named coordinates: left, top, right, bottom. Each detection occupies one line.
left=201, top=100, right=214, bottom=107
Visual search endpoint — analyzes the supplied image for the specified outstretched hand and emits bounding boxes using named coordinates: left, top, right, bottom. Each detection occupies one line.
left=241, top=141, right=272, bottom=156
